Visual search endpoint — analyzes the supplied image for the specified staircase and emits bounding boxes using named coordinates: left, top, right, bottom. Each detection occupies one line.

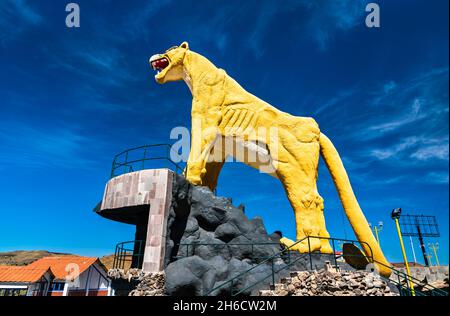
left=203, top=236, right=448, bottom=296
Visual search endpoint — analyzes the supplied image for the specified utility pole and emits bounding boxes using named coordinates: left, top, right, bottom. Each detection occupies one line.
left=369, top=221, right=383, bottom=244
left=416, top=224, right=429, bottom=266
left=409, top=236, right=417, bottom=264
left=391, top=208, right=415, bottom=296
left=427, top=254, right=433, bottom=266
left=428, top=243, right=440, bottom=266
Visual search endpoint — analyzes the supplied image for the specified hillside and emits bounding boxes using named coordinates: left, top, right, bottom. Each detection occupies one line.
left=99, top=254, right=115, bottom=270
left=0, top=250, right=117, bottom=270
left=0, top=250, right=73, bottom=266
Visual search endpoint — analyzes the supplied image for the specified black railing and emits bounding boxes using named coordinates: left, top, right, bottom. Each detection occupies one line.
left=180, top=236, right=449, bottom=297
left=113, top=240, right=145, bottom=270
left=110, top=144, right=184, bottom=178
left=372, top=258, right=448, bottom=296
left=203, top=235, right=370, bottom=296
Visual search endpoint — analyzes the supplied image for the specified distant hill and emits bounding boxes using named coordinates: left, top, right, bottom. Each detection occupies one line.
left=99, top=254, right=132, bottom=270
left=99, top=254, right=115, bottom=270
left=0, top=250, right=118, bottom=270
left=0, top=250, right=73, bottom=266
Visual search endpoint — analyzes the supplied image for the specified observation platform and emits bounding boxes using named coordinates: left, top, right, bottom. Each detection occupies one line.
left=95, top=144, right=183, bottom=273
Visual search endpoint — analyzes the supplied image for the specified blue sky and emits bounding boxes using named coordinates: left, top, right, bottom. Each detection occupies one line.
left=0, top=0, right=448, bottom=265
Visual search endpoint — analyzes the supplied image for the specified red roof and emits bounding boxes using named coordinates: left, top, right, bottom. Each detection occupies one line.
left=0, top=256, right=104, bottom=283
left=27, top=256, right=98, bottom=281
left=0, top=266, right=53, bottom=283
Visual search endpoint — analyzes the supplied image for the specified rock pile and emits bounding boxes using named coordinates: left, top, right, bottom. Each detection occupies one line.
left=108, top=268, right=146, bottom=282
left=259, top=265, right=398, bottom=296
left=108, top=268, right=165, bottom=296
left=129, top=272, right=165, bottom=296
left=163, top=174, right=284, bottom=296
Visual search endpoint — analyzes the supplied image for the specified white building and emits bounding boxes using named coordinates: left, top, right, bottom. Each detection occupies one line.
left=0, top=256, right=111, bottom=296
left=0, top=266, right=54, bottom=296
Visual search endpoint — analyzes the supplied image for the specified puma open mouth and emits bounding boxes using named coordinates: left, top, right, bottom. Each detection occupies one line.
left=150, top=55, right=169, bottom=74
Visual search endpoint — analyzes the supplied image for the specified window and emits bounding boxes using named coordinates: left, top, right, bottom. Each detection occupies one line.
left=49, top=282, right=65, bottom=291
left=0, top=288, right=28, bottom=296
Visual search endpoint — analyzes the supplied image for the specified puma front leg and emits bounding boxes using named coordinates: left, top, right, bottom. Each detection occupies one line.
left=186, top=115, right=220, bottom=186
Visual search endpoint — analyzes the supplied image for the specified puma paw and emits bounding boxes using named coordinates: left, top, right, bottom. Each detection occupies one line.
left=280, top=237, right=309, bottom=252
left=186, top=175, right=202, bottom=185
left=280, top=237, right=296, bottom=249
left=320, top=243, right=334, bottom=254
left=280, top=237, right=326, bottom=253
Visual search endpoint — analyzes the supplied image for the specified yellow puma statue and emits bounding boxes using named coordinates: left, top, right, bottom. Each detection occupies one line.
left=150, top=42, right=391, bottom=277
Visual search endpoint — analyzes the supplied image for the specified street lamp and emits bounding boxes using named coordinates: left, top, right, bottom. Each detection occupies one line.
left=369, top=221, right=383, bottom=244
left=391, top=208, right=402, bottom=219
left=391, top=208, right=415, bottom=296
left=426, top=254, right=434, bottom=266
left=428, top=243, right=440, bottom=266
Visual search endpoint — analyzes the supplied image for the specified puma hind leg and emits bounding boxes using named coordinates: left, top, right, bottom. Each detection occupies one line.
left=274, top=135, right=333, bottom=254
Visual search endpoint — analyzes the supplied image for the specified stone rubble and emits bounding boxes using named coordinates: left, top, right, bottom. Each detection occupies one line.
left=108, top=268, right=146, bottom=281
left=259, top=263, right=398, bottom=296
left=129, top=272, right=165, bottom=296
left=108, top=268, right=166, bottom=296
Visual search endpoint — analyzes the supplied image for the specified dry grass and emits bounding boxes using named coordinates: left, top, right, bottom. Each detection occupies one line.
left=0, top=250, right=126, bottom=271
left=99, top=254, right=131, bottom=270
left=0, top=250, right=73, bottom=266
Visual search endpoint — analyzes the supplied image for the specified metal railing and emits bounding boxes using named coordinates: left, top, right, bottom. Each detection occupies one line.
left=203, top=235, right=368, bottom=296
left=191, top=236, right=448, bottom=296
left=113, top=240, right=145, bottom=270
left=110, top=144, right=184, bottom=178
left=371, top=258, right=448, bottom=296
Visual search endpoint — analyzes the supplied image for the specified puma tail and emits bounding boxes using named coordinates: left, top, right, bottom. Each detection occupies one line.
left=319, top=133, right=392, bottom=278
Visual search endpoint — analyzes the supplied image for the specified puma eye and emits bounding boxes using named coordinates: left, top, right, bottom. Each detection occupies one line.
left=165, top=46, right=178, bottom=52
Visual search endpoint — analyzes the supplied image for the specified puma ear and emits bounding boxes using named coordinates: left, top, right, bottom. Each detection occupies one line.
left=180, top=41, right=189, bottom=50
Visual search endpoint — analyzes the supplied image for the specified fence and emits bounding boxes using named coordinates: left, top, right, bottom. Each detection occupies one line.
left=113, top=240, right=145, bottom=270
left=110, top=144, right=184, bottom=178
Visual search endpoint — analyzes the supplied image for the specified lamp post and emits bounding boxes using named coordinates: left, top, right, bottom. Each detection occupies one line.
left=428, top=243, right=440, bottom=266
left=426, top=254, right=433, bottom=266
left=369, top=221, right=383, bottom=244
left=391, top=208, right=415, bottom=296
left=409, top=236, right=417, bottom=264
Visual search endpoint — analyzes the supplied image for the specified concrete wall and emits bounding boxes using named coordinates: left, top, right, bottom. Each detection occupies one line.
left=391, top=265, right=449, bottom=283
left=100, top=169, right=174, bottom=273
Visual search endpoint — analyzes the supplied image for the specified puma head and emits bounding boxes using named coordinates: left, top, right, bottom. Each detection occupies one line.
left=149, top=41, right=189, bottom=84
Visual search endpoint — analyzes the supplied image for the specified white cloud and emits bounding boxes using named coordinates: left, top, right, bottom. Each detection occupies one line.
left=425, top=172, right=449, bottom=184
left=349, top=67, right=449, bottom=142
left=303, top=0, right=366, bottom=51
left=382, top=81, right=397, bottom=94
left=369, top=135, right=449, bottom=164
left=314, top=88, right=356, bottom=115
left=2, top=0, right=42, bottom=24
left=370, top=137, right=420, bottom=160
left=411, top=145, right=449, bottom=161
left=125, top=0, right=173, bottom=37
left=0, top=0, right=42, bottom=44
left=367, top=98, right=426, bottom=133
left=0, top=122, right=101, bottom=169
